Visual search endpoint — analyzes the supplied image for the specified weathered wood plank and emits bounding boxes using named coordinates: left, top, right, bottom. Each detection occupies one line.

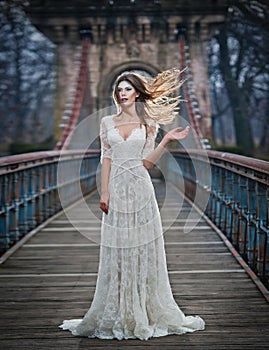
left=0, top=181, right=268, bottom=350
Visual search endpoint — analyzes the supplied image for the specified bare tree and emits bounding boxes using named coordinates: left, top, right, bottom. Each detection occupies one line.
left=0, top=0, right=55, bottom=152
left=209, top=1, right=269, bottom=157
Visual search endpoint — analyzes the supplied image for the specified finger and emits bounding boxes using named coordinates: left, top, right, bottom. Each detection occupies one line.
left=100, top=207, right=108, bottom=214
left=104, top=203, right=108, bottom=214
left=182, top=127, right=190, bottom=133
left=100, top=202, right=109, bottom=214
left=100, top=202, right=106, bottom=211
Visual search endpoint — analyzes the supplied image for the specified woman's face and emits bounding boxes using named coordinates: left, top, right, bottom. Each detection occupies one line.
left=117, top=80, right=139, bottom=107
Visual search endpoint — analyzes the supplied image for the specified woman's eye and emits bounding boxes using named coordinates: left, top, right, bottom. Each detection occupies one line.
left=126, top=87, right=132, bottom=91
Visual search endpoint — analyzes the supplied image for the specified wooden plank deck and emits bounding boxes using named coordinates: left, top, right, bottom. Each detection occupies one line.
left=0, top=180, right=269, bottom=350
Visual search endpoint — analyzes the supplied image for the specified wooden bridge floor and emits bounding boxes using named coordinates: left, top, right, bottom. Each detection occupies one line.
left=0, top=180, right=269, bottom=350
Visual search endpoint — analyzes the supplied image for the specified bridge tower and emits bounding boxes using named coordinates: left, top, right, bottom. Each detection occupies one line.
left=26, top=0, right=228, bottom=139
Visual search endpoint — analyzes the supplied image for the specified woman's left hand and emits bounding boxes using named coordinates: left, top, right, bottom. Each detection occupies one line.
left=164, top=126, right=191, bottom=144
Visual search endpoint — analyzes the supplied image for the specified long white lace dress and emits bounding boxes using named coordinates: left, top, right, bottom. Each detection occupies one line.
left=59, top=115, right=205, bottom=340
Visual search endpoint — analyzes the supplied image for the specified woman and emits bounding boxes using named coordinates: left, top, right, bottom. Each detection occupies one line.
left=59, top=68, right=205, bottom=340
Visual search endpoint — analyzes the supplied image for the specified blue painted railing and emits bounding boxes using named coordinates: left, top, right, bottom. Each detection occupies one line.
left=167, top=149, right=269, bottom=288
left=1, top=148, right=268, bottom=289
left=0, top=150, right=99, bottom=254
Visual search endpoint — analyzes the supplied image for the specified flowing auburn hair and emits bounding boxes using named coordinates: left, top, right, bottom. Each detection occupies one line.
left=112, top=67, right=185, bottom=132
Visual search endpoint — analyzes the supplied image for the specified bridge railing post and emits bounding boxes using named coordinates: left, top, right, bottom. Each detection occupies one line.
left=246, top=178, right=257, bottom=268
left=27, top=167, right=36, bottom=230
left=0, top=176, right=9, bottom=254
left=9, top=172, right=20, bottom=245
left=256, top=183, right=269, bottom=279
left=34, top=165, right=42, bottom=226
left=18, top=170, right=28, bottom=237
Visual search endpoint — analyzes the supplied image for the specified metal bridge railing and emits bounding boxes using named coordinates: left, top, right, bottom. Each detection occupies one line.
left=1, top=148, right=268, bottom=289
left=167, top=149, right=269, bottom=288
left=0, top=150, right=99, bottom=256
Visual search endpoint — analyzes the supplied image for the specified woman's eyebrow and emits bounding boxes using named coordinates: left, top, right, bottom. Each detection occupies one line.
left=118, top=86, right=132, bottom=90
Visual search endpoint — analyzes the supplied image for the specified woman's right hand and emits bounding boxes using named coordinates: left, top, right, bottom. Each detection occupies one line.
left=100, top=192, right=110, bottom=214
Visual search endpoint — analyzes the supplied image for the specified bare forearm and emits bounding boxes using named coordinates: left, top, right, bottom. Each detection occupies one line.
left=142, top=126, right=190, bottom=169
left=101, top=158, right=112, bottom=194
left=143, top=138, right=168, bottom=169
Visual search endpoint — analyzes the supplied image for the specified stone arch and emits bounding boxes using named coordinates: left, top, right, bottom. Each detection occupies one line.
left=97, top=60, right=161, bottom=109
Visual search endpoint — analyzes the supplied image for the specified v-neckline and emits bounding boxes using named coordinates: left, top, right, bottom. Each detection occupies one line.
left=112, top=116, right=144, bottom=141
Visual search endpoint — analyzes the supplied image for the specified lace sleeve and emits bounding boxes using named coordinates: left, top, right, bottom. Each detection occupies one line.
left=142, top=121, right=159, bottom=160
left=100, top=118, right=112, bottom=164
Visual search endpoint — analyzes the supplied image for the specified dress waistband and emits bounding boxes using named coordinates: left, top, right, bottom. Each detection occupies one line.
left=111, top=158, right=145, bottom=180
left=112, top=157, right=143, bottom=164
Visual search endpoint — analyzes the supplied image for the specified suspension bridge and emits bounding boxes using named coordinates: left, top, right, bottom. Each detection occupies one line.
left=0, top=1, right=269, bottom=349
